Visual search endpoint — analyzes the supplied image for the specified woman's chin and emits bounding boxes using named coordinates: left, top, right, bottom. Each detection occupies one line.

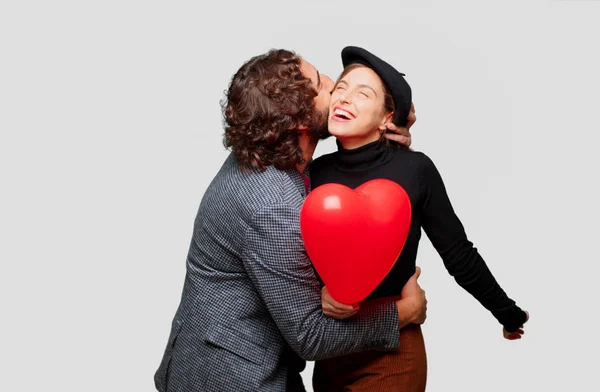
left=327, top=123, right=350, bottom=138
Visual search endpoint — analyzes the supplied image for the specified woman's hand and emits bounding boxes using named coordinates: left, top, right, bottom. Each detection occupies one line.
left=321, top=286, right=360, bottom=320
left=503, top=310, right=530, bottom=340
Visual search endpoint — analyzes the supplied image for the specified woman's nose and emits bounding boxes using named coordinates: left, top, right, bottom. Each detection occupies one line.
left=340, top=91, right=351, bottom=104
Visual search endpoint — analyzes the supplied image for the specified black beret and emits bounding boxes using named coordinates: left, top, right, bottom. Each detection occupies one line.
left=341, top=46, right=412, bottom=126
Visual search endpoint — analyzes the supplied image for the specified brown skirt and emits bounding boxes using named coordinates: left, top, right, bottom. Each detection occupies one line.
left=312, top=324, right=427, bottom=392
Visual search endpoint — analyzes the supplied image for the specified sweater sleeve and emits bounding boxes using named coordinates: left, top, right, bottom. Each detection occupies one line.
left=417, top=153, right=527, bottom=333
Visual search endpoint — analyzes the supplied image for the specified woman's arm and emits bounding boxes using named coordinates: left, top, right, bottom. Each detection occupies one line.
left=417, top=153, right=528, bottom=334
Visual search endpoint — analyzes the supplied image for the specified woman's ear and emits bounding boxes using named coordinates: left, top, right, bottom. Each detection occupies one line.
left=297, top=124, right=309, bottom=132
left=379, top=111, right=395, bottom=132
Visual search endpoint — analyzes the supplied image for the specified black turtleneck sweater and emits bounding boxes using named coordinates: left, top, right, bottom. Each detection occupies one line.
left=309, top=140, right=527, bottom=333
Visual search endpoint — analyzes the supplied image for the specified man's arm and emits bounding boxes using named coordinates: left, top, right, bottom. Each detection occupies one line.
left=242, top=201, right=400, bottom=361
left=384, top=102, right=416, bottom=146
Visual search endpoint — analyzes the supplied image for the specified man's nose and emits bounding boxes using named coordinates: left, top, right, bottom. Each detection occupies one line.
left=323, top=75, right=334, bottom=92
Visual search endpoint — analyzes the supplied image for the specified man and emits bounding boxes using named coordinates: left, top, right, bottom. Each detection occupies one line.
left=154, top=49, right=425, bottom=392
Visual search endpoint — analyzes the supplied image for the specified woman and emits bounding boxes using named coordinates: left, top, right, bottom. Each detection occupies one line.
left=310, top=46, right=529, bottom=391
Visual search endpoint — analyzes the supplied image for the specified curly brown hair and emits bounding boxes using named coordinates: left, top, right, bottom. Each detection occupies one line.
left=222, top=49, right=320, bottom=171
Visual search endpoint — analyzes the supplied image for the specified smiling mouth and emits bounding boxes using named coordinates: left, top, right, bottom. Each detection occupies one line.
left=333, top=113, right=351, bottom=120
left=332, top=108, right=354, bottom=121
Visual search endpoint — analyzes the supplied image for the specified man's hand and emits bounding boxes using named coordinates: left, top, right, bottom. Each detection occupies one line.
left=503, top=310, right=530, bottom=340
left=396, top=266, right=427, bottom=328
left=321, top=286, right=359, bottom=320
left=384, top=102, right=416, bottom=147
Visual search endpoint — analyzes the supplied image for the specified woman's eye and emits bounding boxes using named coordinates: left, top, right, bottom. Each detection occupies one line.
left=335, top=85, right=345, bottom=91
left=359, top=91, right=369, bottom=98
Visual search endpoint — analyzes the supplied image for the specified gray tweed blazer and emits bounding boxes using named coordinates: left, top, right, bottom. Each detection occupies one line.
left=154, top=154, right=400, bottom=392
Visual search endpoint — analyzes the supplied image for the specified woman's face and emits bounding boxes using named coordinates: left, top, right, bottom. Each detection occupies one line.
left=328, top=66, right=393, bottom=149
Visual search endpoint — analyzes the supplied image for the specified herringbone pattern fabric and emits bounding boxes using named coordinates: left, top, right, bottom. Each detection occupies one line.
left=154, top=154, right=400, bottom=391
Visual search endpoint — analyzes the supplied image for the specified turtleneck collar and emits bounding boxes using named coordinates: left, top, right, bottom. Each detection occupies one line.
left=333, top=139, right=393, bottom=171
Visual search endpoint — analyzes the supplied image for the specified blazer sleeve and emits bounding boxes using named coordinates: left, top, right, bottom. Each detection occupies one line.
left=242, top=201, right=400, bottom=361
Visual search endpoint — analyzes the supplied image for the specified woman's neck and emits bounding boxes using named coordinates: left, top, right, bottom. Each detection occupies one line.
left=333, top=138, right=392, bottom=171
left=336, top=133, right=381, bottom=150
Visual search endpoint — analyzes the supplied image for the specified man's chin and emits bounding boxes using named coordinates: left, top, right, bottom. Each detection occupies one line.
left=308, top=126, right=331, bottom=141
left=309, top=109, right=331, bottom=140
left=317, top=129, right=332, bottom=140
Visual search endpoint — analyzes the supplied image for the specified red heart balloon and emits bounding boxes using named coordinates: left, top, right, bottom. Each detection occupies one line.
left=300, top=179, right=412, bottom=304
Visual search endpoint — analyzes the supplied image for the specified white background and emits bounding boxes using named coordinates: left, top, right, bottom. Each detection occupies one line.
left=1, top=1, right=599, bottom=391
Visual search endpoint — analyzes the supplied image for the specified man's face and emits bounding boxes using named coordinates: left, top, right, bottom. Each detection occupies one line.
left=300, top=59, right=334, bottom=140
